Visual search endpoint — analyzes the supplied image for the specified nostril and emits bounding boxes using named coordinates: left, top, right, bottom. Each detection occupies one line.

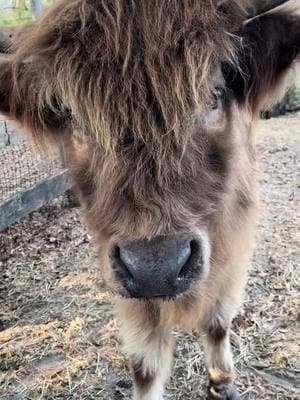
left=111, top=245, right=134, bottom=279
left=177, top=239, right=201, bottom=280
left=111, top=244, right=121, bottom=268
left=177, top=242, right=192, bottom=270
left=113, top=245, right=120, bottom=259
left=118, top=247, right=140, bottom=273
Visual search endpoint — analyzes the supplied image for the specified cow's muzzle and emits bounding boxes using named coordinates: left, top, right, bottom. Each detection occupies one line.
left=110, top=233, right=207, bottom=298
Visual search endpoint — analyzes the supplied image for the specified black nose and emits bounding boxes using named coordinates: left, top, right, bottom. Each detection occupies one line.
left=111, top=234, right=203, bottom=298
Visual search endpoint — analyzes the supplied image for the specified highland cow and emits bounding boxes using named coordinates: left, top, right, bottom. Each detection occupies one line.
left=0, top=1, right=299, bottom=399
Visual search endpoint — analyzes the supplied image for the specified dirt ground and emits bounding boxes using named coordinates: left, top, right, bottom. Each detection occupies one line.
left=0, top=113, right=299, bottom=400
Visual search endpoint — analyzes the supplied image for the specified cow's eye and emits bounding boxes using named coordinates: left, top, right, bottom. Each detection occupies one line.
left=210, top=87, right=225, bottom=110
left=205, top=87, right=226, bottom=127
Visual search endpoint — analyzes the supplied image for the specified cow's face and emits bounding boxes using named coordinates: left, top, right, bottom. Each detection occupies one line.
left=68, top=67, right=251, bottom=300
left=0, top=0, right=299, bottom=299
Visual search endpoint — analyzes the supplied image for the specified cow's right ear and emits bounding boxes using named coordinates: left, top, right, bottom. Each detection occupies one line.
left=223, top=6, right=300, bottom=114
left=0, top=58, right=71, bottom=147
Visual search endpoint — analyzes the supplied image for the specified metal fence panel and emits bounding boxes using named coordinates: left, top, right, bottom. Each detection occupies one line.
left=0, top=116, right=70, bottom=231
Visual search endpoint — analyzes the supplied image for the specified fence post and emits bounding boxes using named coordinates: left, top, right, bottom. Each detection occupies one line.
left=30, top=0, right=42, bottom=19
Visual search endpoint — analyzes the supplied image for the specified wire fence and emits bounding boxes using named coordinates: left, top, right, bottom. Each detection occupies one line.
left=0, top=119, right=62, bottom=203
left=0, top=116, right=70, bottom=231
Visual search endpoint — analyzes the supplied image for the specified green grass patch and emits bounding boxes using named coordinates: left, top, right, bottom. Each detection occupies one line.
left=0, top=0, right=55, bottom=25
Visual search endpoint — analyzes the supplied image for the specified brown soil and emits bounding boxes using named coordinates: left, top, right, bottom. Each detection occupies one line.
left=0, top=113, right=299, bottom=399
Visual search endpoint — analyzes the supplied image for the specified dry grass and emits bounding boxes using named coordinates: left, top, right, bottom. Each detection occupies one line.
left=0, top=113, right=299, bottom=399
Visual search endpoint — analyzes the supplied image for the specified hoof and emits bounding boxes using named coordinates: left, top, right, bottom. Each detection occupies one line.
left=207, top=380, right=240, bottom=400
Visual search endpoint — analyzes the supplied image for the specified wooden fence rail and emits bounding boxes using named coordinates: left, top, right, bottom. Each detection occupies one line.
left=0, top=170, right=71, bottom=231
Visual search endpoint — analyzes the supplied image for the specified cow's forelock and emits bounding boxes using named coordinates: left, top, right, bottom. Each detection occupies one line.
left=43, top=0, right=249, bottom=238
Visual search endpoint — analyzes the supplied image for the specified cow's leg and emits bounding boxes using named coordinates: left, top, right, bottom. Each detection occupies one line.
left=199, top=214, right=255, bottom=400
left=199, top=297, right=241, bottom=400
left=116, top=299, right=173, bottom=400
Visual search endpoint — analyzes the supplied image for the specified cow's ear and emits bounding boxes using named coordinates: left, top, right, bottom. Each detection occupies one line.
left=223, top=10, right=300, bottom=114
left=0, top=58, right=71, bottom=148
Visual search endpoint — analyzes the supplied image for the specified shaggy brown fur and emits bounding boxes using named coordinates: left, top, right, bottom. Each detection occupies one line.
left=0, top=1, right=299, bottom=399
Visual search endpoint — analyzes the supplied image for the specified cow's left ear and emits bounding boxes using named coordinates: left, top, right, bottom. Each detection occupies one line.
left=0, top=58, right=71, bottom=148
left=224, top=9, right=300, bottom=113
